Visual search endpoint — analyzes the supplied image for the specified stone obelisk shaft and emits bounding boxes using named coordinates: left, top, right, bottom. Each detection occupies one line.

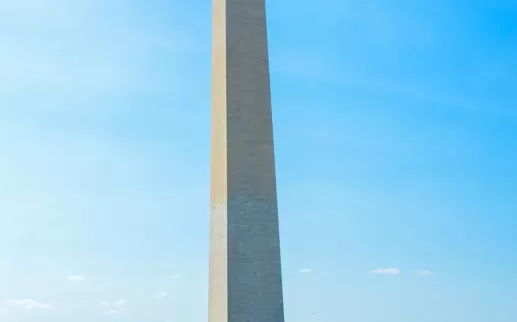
left=209, top=0, right=284, bottom=321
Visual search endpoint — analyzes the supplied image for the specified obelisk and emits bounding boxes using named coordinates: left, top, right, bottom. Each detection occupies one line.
left=209, top=0, right=284, bottom=321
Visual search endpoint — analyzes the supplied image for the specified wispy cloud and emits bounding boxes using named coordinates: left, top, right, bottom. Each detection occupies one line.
left=0, top=0, right=201, bottom=95
left=299, top=268, right=313, bottom=273
left=5, top=299, right=52, bottom=310
left=104, top=309, right=119, bottom=315
left=415, top=269, right=433, bottom=276
left=113, top=300, right=127, bottom=306
left=372, top=268, right=401, bottom=275
left=67, top=275, right=84, bottom=281
left=0, top=0, right=82, bottom=23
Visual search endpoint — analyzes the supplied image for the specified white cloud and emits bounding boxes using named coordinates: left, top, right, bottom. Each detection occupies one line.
left=100, top=301, right=110, bottom=305
left=299, top=268, right=313, bottom=273
left=67, top=275, right=84, bottom=281
left=415, top=269, right=433, bottom=276
left=5, top=299, right=52, bottom=310
left=372, top=268, right=400, bottom=275
left=104, top=309, right=119, bottom=315
left=156, top=292, right=167, bottom=299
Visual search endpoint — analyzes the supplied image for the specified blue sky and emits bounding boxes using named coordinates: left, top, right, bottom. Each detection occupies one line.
left=0, top=0, right=516, bottom=321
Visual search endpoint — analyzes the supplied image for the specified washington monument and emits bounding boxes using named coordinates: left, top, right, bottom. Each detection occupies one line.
left=209, top=0, right=285, bottom=321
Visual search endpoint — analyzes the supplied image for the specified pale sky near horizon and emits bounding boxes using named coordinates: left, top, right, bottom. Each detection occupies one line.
left=1, top=0, right=516, bottom=321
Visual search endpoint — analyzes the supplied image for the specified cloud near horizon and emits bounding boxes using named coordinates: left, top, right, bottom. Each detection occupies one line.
left=4, top=299, right=52, bottom=310
left=104, top=309, right=119, bottom=315
left=372, top=268, right=401, bottom=275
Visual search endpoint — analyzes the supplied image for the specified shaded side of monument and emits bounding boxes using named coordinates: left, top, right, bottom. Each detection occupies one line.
left=209, top=0, right=285, bottom=321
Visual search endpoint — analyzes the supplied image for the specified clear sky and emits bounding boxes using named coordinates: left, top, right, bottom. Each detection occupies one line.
left=0, top=0, right=516, bottom=321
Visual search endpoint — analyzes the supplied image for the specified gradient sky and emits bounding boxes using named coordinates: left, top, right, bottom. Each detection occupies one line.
left=0, top=0, right=516, bottom=321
